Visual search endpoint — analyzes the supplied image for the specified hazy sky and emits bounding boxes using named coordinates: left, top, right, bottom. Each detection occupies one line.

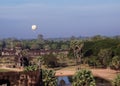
left=0, top=0, right=120, bottom=39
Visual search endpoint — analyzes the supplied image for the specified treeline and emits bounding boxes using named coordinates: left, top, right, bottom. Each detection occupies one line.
left=82, top=38, right=120, bottom=69
left=0, top=38, right=69, bottom=51
left=0, top=35, right=120, bottom=70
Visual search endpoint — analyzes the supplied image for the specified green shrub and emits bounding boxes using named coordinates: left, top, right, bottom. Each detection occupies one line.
left=24, top=65, right=38, bottom=72
left=72, top=69, right=96, bottom=86
left=112, top=74, right=120, bottom=86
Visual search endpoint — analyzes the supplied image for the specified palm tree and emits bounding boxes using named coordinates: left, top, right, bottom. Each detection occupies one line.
left=37, top=56, right=44, bottom=69
left=72, top=69, right=96, bottom=86
left=42, top=69, right=57, bottom=86
left=70, top=40, right=84, bottom=69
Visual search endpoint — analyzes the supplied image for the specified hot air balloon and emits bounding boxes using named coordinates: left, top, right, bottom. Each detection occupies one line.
left=32, top=25, right=37, bottom=30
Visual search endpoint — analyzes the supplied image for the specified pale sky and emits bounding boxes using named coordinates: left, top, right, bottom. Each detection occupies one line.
left=0, top=0, right=120, bottom=39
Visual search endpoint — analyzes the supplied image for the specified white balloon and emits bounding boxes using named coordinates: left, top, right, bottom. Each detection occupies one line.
left=32, top=25, right=37, bottom=30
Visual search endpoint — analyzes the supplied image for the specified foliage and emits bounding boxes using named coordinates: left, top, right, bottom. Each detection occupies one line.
left=30, top=43, right=40, bottom=50
left=84, top=49, right=93, bottom=57
left=42, top=69, right=57, bottom=86
left=83, top=38, right=120, bottom=56
left=86, top=56, right=101, bottom=68
left=82, top=38, right=120, bottom=68
left=61, top=44, right=69, bottom=50
left=98, top=48, right=113, bottom=68
left=70, top=40, right=84, bottom=50
left=21, top=49, right=28, bottom=57
left=112, top=74, right=120, bottom=86
left=91, top=35, right=104, bottom=41
left=35, top=56, right=44, bottom=69
left=51, top=43, right=57, bottom=50
left=42, top=53, right=58, bottom=68
left=70, top=40, right=84, bottom=64
left=111, top=56, right=120, bottom=70
left=72, top=69, right=96, bottom=86
left=24, top=67, right=57, bottom=86
left=68, top=48, right=74, bottom=59
left=24, top=65, right=38, bottom=71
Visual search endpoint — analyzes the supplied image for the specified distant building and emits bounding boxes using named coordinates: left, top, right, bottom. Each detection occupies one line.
left=1, top=48, right=69, bottom=57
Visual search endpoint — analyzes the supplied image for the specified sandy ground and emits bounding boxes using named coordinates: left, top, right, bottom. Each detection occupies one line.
left=91, top=69, right=118, bottom=81
left=0, top=66, right=23, bottom=72
left=56, top=68, right=118, bottom=81
left=0, top=66, right=118, bottom=81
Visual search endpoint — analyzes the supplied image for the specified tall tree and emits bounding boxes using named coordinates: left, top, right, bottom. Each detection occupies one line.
left=37, top=56, right=44, bottom=69
left=92, top=35, right=104, bottom=41
left=44, top=44, right=51, bottom=50
left=42, top=53, right=58, bottom=68
left=51, top=43, right=57, bottom=50
left=98, top=48, right=112, bottom=68
left=37, top=34, right=44, bottom=44
left=61, top=44, right=68, bottom=50
left=70, top=40, right=84, bottom=69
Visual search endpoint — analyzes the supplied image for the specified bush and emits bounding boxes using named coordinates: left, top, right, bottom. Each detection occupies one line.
left=72, top=69, right=96, bottom=86
left=112, top=74, right=120, bottom=86
left=24, top=65, right=38, bottom=72
left=42, top=69, right=57, bottom=86
left=42, top=53, right=59, bottom=68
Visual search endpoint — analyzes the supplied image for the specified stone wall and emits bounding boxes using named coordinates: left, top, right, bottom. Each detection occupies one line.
left=0, top=70, right=40, bottom=86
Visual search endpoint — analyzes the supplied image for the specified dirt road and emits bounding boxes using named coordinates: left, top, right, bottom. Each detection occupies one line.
left=56, top=68, right=118, bottom=81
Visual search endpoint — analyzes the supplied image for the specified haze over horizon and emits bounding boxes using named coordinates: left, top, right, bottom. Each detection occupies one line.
left=0, top=0, right=120, bottom=39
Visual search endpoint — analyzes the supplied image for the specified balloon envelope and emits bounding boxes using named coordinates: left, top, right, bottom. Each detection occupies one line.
left=32, top=25, right=37, bottom=30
